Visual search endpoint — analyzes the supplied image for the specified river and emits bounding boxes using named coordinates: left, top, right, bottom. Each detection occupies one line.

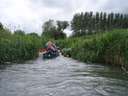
left=0, top=55, right=128, bottom=96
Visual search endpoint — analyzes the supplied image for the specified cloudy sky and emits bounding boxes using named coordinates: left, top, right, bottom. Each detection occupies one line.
left=0, top=0, right=128, bottom=35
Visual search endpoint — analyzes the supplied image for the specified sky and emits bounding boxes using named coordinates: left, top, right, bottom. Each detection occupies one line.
left=0, top=0, right=128, bottom=36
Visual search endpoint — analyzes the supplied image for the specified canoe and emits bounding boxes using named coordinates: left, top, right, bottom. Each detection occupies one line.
left=43, top=51, right=59, bottom=59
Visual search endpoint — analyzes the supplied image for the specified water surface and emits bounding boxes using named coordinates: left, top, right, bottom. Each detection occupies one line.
left=0, top=55, right=128, bottom=96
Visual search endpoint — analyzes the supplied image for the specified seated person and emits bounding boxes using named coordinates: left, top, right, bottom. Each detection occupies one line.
left=45, top=41, right=57, bottom=52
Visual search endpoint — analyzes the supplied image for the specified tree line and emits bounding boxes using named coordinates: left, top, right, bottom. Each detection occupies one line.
left=71, top=12, right=128, bottom=36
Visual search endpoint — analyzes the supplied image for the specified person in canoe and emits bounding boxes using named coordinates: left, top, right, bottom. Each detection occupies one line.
left=43, top=40, right=59, bottom=59
left=46, top=41, right=57, bottom=52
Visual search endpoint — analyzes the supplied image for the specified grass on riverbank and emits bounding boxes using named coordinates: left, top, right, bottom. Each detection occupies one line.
left=56, top=29, right=128, bottom=70
left=0, top=28, right=42, bottom=64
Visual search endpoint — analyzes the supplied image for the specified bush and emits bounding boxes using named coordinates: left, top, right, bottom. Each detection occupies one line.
left=57, top=29, right=128, bottom=70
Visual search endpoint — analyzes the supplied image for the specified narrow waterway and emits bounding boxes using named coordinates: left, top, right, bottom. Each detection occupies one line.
left=0, top=55, right=128, bottom=96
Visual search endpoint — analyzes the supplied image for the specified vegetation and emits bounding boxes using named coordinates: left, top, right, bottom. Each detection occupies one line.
left=0, top=24, right=42, bottom=64
left=0, top=19, right=68, bottom=64
left=42, top=19, right=68, bottom=40
left=55, top=12, right=128, bottom=70
left=71, top=12, right=128, bottom=36
left=57, top=29, right=128, bottom=70
left=1, top=11, right=128, bottom=72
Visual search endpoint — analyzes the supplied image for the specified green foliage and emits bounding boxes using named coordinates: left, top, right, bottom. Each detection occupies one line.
left=57, top=29, right=128, bottom=69
left=0, top=26, right=42, bottom=64
left=27, top=32, right=40, bottom=38
left=57, top=21, right=69, bottom=31
left=71, top=12, right=128, bottom=37
left=14, top=30, right=25, bottom=36
left=0, top=22, right=3, bottom=29
left=41, top=20, right=68, bottom=40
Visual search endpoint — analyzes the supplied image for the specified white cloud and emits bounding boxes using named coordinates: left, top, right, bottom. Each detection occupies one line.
left=0, top=0, right=62, bottom=34
left=0, top=0, right=127, bottom=35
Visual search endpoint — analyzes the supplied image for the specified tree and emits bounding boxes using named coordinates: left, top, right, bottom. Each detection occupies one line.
left=99, top=12, right=103, bottom=31
left=14, top=30, right=25, bottom=36
left=0, top=23, right=11, bottom=39
left=54, top=31, right=66, bottom=40
left=42, top=19, right=56, bottom=38
left=102, top=12, right=107, bottom=31
left=0, top=22, right=3, bottom=29
left=57, top=21, right=69, bottom=32
left=71, top=13, right=83, bottom=36
left=42, top=20, right=68, bottom=39
left=83, top=12, right=88, bottom=34
left=95, top=12, right=100, bottom=32
left=88, top=11, right=93, bottom=34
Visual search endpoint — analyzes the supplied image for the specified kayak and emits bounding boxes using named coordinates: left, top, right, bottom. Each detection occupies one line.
left=43, top=50, right=59, bottom=59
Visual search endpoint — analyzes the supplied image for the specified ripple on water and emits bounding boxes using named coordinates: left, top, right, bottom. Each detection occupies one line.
left=0, top=56, right=128, bottom=96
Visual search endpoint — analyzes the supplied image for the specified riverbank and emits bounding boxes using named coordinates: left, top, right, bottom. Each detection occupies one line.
left=56, top=29, right=128, bottom=71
